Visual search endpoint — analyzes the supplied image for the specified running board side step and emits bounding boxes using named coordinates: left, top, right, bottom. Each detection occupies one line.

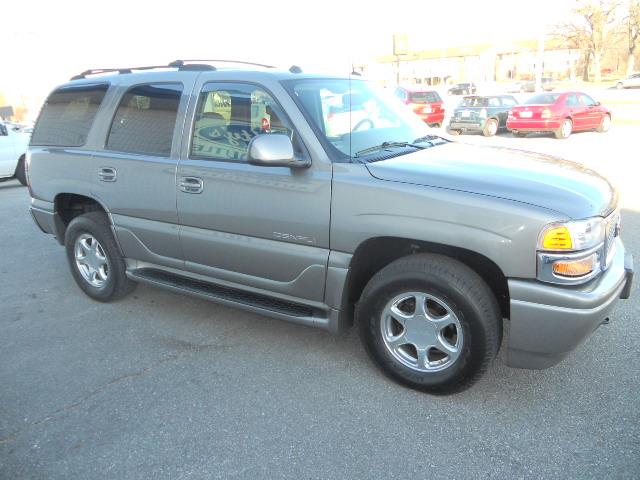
left=126, top=268, right=341, bottom=333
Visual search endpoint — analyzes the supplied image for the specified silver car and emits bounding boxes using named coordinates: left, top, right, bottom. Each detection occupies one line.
left=27, top=61, right=634, bottom=394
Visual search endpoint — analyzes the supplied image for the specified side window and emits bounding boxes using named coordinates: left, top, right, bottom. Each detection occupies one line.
left=30, top=84, right=108, bottom=146
left=579, top=94, right=597, bottom=107
left=488, top=97, right=501, bottom=107
left=191, top=83, right=299, bottom=162
left=566, top=94, right=580, bottom=107
left=106, top=83, right=182, bottom=157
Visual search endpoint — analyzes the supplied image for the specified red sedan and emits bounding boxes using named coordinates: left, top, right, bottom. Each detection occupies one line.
left=506, top=92, right=611, bottom=139
left=394, top=86, right=445, bottom=127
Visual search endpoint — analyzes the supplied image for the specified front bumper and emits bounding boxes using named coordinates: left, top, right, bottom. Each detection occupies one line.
left=507, top=238, right=633, bottom=369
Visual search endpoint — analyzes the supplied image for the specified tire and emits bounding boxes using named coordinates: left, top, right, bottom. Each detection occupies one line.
left=65, top=212, right=136, bottom=302
left=597, top=114, right=611, bottom=133
left=554, top=118, right=572, bottom=139
left=356, top=253, right=501, bottom=394
left=482, top=118, right=498, bottom=137
left=14, top=156, right=27, bottom=186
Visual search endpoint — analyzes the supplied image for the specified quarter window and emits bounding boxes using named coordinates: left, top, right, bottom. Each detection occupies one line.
left=30, top=84, right=108, bottom=147
left=191, top=83, right=298, bottom=162
left=106, top=83, right=183, bottom=156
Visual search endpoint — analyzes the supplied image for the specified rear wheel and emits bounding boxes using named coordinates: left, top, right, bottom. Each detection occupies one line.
left=356, top=254, right=501, bottom=394
left=65, top=212, right=136, bottom=302
left=597, top=114, right=611, bottom=133
left=554, top=118, right=572, bottom=139
left=14, top=156, right=27, bottom=186
left=482, top=118, right=498, bottom=137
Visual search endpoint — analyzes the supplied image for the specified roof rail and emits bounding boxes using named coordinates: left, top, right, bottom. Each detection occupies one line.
left=169, top=59, right=276, bottom=69
left=70, top=62, right=216, bottom=80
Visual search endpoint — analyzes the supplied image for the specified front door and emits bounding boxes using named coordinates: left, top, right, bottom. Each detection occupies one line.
left=176, top=81, right=331, bottom=303
left=92, top=80, right=194, bottom=269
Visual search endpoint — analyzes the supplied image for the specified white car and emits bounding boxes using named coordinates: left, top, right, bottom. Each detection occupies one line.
left=615, top=73, right=640, bottom=89
left=0, top=121, right=29, bottom=185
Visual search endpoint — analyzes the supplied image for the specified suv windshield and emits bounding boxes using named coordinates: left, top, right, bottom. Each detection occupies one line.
left=285, top=78, right=432, bottom=159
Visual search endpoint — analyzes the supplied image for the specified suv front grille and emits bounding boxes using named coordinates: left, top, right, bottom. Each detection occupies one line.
left=603, top=211, right=620, bottom=269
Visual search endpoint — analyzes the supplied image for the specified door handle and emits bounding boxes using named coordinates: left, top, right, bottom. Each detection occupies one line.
left=179, top=176, right=204, bottom=194
left=98, top=167, right=117, bottom=182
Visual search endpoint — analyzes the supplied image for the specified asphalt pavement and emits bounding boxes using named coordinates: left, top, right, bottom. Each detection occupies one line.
left=1, top=127, right=639, bottom=478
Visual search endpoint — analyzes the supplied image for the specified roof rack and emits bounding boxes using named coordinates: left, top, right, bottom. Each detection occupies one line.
left=70, top=62, right=216, bottom=80
left=169, top=59, right=277, bottom=69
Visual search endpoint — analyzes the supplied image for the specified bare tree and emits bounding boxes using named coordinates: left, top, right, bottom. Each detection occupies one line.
left=628, top=0, right=640, bottom=75
left=555, top=1, right=621, bottom=81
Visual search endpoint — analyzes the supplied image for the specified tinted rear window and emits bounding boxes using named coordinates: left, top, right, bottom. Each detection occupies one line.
left=106, top=83, right=183, bottom=156
left=30, top=84, right=108, bottom=147
left=410, top=91, right=441, bottom=103
left=525, top=93, right=560, bottom=105
left=460, top=97, right=488, bottom=107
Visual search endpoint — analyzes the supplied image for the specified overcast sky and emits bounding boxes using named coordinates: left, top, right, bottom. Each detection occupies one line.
left=4, top=0, right=574, bottom=114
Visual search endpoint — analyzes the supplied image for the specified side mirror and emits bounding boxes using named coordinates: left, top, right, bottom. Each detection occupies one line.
left=595, top=101, right=601, bottom=106
left=248, top=134, right=310, bottom=169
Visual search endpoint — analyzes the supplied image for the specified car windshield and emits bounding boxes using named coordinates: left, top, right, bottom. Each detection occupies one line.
left=525, top=93, right=560, bottom=105
left=285, top=78, right=432, bottom=159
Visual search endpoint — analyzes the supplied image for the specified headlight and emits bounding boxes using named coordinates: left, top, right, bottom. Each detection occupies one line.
left=537, top=217, right=607, bottom=285
left=538, top=217, right=605, bottom=252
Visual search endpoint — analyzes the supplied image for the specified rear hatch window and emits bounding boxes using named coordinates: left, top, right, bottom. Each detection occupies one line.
left=525, top=93, right=560, bottom=105
left=410, top=91, right=441, bottom=103
left=459, top=97, right=488, bottom=108
left=30, top=83, right=109, bottom=147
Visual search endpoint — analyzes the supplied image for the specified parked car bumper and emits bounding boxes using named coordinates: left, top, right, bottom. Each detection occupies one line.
left=448, top=119, right=485, bottom=132
left=506, top=118, right=562, bottom=132
left=507, top=238, right=633, bottom=369
left=419, top=112, right=445, bottom=125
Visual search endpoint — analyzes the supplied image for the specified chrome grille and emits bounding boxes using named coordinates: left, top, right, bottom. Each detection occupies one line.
left=603, top=212, right=619, bottom=269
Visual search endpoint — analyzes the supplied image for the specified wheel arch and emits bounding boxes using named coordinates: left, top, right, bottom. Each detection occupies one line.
left=340, top=236, right=510, bottom=327
left=53, top=193, right=111, bottom=245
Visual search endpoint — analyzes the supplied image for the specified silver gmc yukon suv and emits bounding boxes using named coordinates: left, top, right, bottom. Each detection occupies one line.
left=27, top=61, right=634, bottom=394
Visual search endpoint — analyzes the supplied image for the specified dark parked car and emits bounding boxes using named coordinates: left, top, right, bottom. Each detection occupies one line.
left=519, top=77, right=557, bottom=93
left=448, top=82, right=476, bottom=95
left=507, top=91, right=611, bottom=139
left=448, top=95, right=518, bottom=136
left=394, top=86, right=445, bottom=126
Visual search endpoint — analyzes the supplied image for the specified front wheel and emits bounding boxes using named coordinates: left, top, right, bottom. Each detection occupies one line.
left=356, top=254, right=501, bottom=394
left=14, top=156, right=27, bottom=186
left=65, top=212, right=136, bottom=302
left=597, top=114, right=611, bottom=133
left=554, top=118, right=572, bottom=139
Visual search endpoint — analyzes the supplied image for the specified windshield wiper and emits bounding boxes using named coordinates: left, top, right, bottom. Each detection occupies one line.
left=354, top=141, right=425, bottom=158
left=412, top=134, right=449, bottom=145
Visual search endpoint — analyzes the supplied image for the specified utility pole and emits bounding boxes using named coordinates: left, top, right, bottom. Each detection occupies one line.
left=535, top=32, right=544, bottom=92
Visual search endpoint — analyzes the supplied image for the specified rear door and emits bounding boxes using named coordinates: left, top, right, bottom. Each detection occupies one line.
left=176, top=80, right=331, bottom=303
left=91, top=78, right=196, bottom=269
left=565, top=93, right=587, bottom=129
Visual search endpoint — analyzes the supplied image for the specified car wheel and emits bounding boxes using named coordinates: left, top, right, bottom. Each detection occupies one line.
left=482, top=119, right=498, bottom=137
left=65, top=212, right=136, bottom=302
left=356, top=253, right=501, bottom=394
left=555, top=118, right=572, bottom=139
left=14, top=156, right=27, bottom=186
left=597, top=114, right=611, bottom=133
left=616, top=82, right=623, bottom=89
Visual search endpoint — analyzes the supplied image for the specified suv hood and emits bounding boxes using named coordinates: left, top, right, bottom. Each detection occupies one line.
left=365, top=142, right=616, bottom=219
